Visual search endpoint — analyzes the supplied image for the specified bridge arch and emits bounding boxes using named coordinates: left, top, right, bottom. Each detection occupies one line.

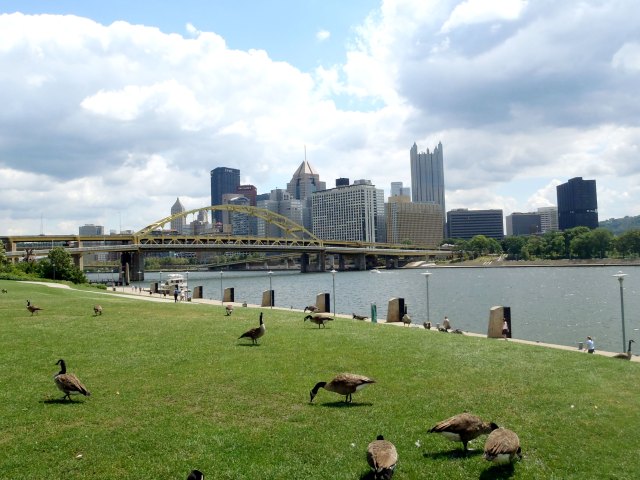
left=134, top=205, right=320, bottom=242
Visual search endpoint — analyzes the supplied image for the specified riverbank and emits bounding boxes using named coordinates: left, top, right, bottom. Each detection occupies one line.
left=26, top=280, right=638, bottom=362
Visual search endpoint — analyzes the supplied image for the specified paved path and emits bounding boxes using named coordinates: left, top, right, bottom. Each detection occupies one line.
left=22, top=281, right=639, bottom=362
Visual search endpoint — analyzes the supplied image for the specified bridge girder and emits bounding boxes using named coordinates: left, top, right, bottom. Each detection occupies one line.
left=134, top=205, right=320, bottom=243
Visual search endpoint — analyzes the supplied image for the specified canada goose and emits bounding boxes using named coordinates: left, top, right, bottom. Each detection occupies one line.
left=353, top=313, right=368, bottom=320
left=442, top=317, right=451, bottom=330
left=402, top=313, right=412, bottom=326
left=483, top=427, right=521, bottom=464
left=26, top=300, right=43, bottom=315
left=438, top=326, right=448, bottom=332
left=367, top=435, right=398, bottom=480
left=452, top=328, right=464, bottom=334
left=304, top=305, right=319, bottom=313
left=187, top=470, right=204, bottom=480
left=93, top=305, right=103, bottom=316
left=238, top=312, right=265, bottom=345
left=225, top=304, right=234, bottom=316
left=423, top=322, right=431, bottom=330
left=53, top=359, right=91, bottom=401
left=613, top=339, right=635, bottom=360
left=309, top=373, right=375, bottom=403
left=1, top=288, right=7, bottom=293
left=428, top=413, right=498, bottom=452
left=304, top=313, right=333, bottom=328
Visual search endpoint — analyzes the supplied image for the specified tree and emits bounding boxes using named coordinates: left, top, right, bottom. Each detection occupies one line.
left=0, top=241, right=9, bottom=272
left=40, top=247, right=87, bottom=284
left=502, top=236, right=527, bottom=259
left=590, top=228, right=613, bottom=258
left=614, top=229, right=640, bottom=257
left=570, top=232, right=594, bottom=259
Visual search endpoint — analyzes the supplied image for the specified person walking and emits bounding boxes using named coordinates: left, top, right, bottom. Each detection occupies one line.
left=502, top=318, right=510, bottom=339
left=173, top=286, right=179, bottom=303
left=586, top=336, right=595, bottom=354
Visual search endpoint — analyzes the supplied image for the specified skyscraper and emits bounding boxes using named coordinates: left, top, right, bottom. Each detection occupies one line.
left=556, top=177, right=598, bottom=230
left=386, top=196, right=443, bottom=247
left=257, top=188, right=303, bottom=238
left=170, top=197, right=186, bottom=234
left=410, top=142, right=445, bottom=213
left=286, top=157, right=326, bottom=231
left=210, top=167, right=240, bottom=223
left=537, top=206, right=559, bottom=233
left=446, top=209, right=504, bottom=240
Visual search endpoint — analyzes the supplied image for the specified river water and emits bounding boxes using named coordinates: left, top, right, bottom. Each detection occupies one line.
left=90, top=266, right=640, bottom=353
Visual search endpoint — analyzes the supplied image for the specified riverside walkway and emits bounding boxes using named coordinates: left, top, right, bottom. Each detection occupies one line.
left=22, top=281, right=640, bottom=362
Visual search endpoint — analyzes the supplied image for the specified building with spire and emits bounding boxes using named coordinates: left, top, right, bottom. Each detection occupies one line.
left=170, top=197, right=186, bottom=234
left=410, top=142, right=445, bottom=211
left=286, top=154, right=326, bottom=231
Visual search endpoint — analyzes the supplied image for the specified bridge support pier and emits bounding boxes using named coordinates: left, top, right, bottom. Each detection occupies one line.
left=121, top=252, right=145, bottom=284
left=72, top=254, right=84, bottom=271
left=300, top=253, right=310, bottom=273
left=354, top=254, right=366, bottom=271
left=385, top=256, right=399, bottom=269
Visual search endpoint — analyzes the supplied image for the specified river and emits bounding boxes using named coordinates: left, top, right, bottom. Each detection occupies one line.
left=89, top=265, right=640, bottom=353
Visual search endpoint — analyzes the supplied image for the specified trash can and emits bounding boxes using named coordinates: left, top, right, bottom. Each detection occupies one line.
left=371, top=303, right=377, bottom=323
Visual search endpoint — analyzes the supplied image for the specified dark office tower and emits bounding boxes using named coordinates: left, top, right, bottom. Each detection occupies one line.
left=556, top=177, right=598, bottom=230
left=336, top=177, right=349, bottom=187
left=410, top=142, right=445, bottom=213
left=236, top=184, right=257, bottom=206
left=210, top=167, right=240, bottom=223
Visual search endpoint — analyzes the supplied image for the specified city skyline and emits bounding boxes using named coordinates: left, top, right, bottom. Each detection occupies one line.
left=1, top=1, right=640, bottom=235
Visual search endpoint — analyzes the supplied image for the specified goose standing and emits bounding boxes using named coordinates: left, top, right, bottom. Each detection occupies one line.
left=225, top=304, right=234, bottom=316
left=613, top=339, right=635, bottom=360
left=93, top=305, right=103, bottom=316
left=428, top=413, right=498, bottom=452
left=423, top=322, right=431, bottom=330
left=53, top=359, right=91, bottom=401
left=304, top=305, right=319, bottom=313
left=309, top=373, right=375, bottom=403
left=402, top=313, right=412, bottom=327
left=304, top=313, right=333, bottom=328
left=26, top=300, right=43, bottom=315
left=238, top=312, right=265, bottom=345
left=366, top=435, right=398, bottom=480
left=187, top=470, right=204, bottom=480
left=483, top=427, right=521, bottom=464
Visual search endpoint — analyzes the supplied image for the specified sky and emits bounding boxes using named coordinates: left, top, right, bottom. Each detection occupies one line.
left=1, top=0, right=639, bottom=235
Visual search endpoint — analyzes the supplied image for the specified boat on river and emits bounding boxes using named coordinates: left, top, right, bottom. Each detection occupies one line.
left=158, top=273, right=188, bottom=296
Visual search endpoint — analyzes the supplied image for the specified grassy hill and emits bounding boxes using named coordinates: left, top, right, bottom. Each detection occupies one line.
left=1, top=280, right=638, bottom=479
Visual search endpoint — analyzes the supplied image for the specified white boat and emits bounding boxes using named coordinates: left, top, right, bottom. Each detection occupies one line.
left=158, top=273, right=188, bottom=295
left=370, top=269, right=382, bottom=273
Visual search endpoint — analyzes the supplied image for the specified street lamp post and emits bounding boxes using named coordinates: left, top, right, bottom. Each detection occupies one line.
left=613, top=271, right=628, bottom=352
left=185, top=271, right=189, bottom=301
left=138, top=271, right=142, bottom=292
left=422, top=271, right=432, bottom=323
left=159, top=271, right=163, bottom=296
left=268, top=271, right=273, bottom=308
left=220, top=271, right=223, bottom=305
left=331, top=269, right=337, bottom=318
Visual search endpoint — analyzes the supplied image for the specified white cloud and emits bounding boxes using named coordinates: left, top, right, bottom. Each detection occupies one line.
left=440, top=0, right=528, bottom=33
left=316, top=29, right=330, bottom=41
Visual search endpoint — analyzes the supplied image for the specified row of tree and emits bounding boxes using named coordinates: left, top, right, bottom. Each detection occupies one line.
left=0, top=245, right=86, bottom=283
left=446, top=227, right=640, bottom=260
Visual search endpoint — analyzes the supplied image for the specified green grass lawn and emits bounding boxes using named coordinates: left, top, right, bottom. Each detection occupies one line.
left=1, top=279, right=638, bottom=479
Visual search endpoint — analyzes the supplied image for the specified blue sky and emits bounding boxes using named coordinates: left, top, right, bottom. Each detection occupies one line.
left=1, top=1, right=640, bottom=235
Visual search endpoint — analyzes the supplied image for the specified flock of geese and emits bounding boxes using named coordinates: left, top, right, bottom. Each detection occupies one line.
left=15, top=293, right=634, bottom=478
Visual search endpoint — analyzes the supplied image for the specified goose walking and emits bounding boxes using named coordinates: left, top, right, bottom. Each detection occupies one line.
left=304, top=313, right=333, bottom=328
left=353, top=313, right=368, bottom=320
left=225, top=304, right=234, bottom=316
left=309, top=373, right=375, bottom=403
left=402, top=313, right=411, bottom=327
left=304, top=305, right=319, bottom=313
left=53, top=359, right=91, bottom=401
left=428, top=413, right=498, bottom=452
left=613, top=339, right=635, bottom=360
left=238, top=312, right=265, bottom=345
left=93, top=305, right=103, bottom=316
left=483, top=427, right=521, bottom=464
left=187, top=470, right=204, bottom=480
left=367, top=435, right=398, bottom=479
left=423, top=322, right=431, bottom=329
left=26, top=300, right=43, bottom=315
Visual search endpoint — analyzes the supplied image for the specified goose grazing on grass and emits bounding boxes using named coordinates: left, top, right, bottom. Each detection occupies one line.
left=428, top=413, right=498, bottom=453
left=613, top=339, right=635, bottom=360
left=309, top=373, right=375, bottom=403
left=367, top=435, right=398, bottom=480
left=93, top=305, right=103, bottom=316
left=187, top=470, right=204, bottom=480
left=353, top=313, right=368, bottom=320
left=238, top=312, right=265, bottom=345
left=483, top=427, right=521, bottom=464
left=53, top=359, right=91, bottom=401
left=26, top=300, right=43, bottom=315
left=304, top=305, right=319, bottom=313
left=225, top=304, right=234, bottom=316
left=304, top=313, right=333, bottom=328
left=402, top=313, right=412, bottom=327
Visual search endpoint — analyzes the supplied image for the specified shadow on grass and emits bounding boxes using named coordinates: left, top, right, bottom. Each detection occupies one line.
left=314, top=401, right=374, bottom=408
left=42, top=398, right=84, bottom=404
left=358, top=471, right=376, bottom=480
left=423, top=449, right=483, bottom=460
left=236, top=343, right=262, bottom=347
left=478, top=463, right=516, bottom=480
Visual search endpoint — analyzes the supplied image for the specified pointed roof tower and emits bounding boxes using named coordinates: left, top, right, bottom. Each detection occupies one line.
left=286, top=147, right=325, bottom=201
